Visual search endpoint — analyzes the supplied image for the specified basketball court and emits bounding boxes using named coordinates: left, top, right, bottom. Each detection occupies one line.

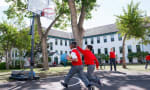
left=1, top=70, right=150, bottom=90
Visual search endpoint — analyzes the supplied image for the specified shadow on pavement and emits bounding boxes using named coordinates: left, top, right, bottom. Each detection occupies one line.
left=0, top=71, right=150, bottom=90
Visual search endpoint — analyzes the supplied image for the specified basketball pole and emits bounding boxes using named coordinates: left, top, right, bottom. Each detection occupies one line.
left=30, top=13, right=35, bottom=79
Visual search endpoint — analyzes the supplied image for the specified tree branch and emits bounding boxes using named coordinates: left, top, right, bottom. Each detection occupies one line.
left=78, top=0, right=86, bottom=28
left=44, top=14, right=62, bottom=37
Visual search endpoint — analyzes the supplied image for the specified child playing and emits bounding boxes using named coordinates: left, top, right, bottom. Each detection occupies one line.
left=77, top=45, right=102, bottom=86
left=61, top=42, right=93, bottom=89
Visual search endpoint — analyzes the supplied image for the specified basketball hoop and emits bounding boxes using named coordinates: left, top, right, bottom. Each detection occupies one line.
left=27, top=0, right=56, bottom=20
left=41, top=8, right=56, bottom=20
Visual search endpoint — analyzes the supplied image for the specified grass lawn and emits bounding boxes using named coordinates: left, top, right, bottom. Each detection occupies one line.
left=0, top=64, right=149, bottom=83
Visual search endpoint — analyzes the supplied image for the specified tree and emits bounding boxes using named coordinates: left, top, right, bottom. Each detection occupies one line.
left=15, top=28, right=39, bottom=69
left=67, top=0, right=97, bottom=47
left=116, top=1, right=149, bottom=68
left=0, top=21, right=18, bottom=69
left=4, top=0, right=68, bottom=70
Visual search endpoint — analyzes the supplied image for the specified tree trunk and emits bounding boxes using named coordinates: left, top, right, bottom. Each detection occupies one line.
left=36, top=11, right=62, bottom=70
left=41, top=36, right=49, bottom=70
left=122, top=33, right=127, bottom=68
left=5, top=51, right=9, bottom=70
left=68, top=0, right=80, bottom=46
left=68, top=0, right=86, bottom=47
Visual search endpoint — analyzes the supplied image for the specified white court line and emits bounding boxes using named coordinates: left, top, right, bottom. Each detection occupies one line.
left=68, top=77, right=81, bottom=87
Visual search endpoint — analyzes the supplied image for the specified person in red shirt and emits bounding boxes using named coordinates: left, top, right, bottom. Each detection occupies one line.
left=61, top=42, right=92, bottom=89
left=109, top=48, right=117, bottom=71
left=145, top=53, right=150, bottom=69
left=77, top=45, right=102, bottom=86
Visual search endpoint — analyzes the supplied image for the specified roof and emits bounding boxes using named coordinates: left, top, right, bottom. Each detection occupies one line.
left=48, top=29, right=72, bottom=39
left=84, top=24, right=118, bottom=37
left=47, top=24, right=119, bottom=39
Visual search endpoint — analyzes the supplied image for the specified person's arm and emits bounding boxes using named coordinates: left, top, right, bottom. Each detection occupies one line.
left=145, top=56, right=148, bottom=60
left=94, top=56, right=99, bottom=70
left=77, top=46, right=86, bottom=54
left=67, top=52, right=78, bottom=62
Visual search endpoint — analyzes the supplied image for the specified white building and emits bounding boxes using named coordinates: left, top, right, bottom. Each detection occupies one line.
left=47, top=24, right=150, bottom=64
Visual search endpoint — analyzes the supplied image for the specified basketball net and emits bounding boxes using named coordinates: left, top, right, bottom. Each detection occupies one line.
left=41, top=8, right=56, bottom=20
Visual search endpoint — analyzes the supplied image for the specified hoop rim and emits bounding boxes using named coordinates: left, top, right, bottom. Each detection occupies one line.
left=42, top=8, right=55, bottom=15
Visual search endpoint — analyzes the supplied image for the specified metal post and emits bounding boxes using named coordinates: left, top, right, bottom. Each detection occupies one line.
left=30, top=13, right=35, bottom=79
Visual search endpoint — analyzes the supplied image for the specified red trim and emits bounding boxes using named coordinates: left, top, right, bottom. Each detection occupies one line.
left=42, top=8, right=55, bottom=15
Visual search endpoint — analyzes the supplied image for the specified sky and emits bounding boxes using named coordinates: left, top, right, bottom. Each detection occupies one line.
left=0, top=0, right=150, bottom=32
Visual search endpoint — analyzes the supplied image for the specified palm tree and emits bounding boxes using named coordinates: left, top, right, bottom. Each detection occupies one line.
left=116, top=1, right=148, bottom=68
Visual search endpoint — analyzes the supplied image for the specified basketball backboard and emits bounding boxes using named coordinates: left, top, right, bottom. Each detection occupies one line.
left=28, top=0, right=56, bottom=19
left=28, top=0, right=52, bottom=15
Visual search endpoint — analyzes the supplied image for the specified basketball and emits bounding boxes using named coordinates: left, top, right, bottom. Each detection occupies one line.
left=61, top=54, right=68, bottom=63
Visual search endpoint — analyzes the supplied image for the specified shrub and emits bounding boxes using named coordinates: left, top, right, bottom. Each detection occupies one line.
left=0, top=62, right=6, bottom=69
left=36, top=63, right=43, bottom=68
left=48, top=57, right=51, bottom=62
left=11, top=60, right=25, bottom=69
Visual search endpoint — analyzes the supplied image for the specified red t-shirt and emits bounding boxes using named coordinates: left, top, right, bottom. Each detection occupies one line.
left=110, top=51, right=116, bottom=59
left=145, top=55, right=150, bottom=61
left=77, top=46, right=99, bottom=68
left=71, top=49, right=83, bottom=66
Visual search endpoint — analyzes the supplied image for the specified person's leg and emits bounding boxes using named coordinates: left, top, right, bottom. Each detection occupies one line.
left=113, top=59, right=117, bottom=71
left=87, top=65, right=100, bottom=84
left=110, top=59, right=113, bottom=71
left=145, top=61, right=148, bottom=69
left=77, top=65, right=90, bottom=87
left=64, top=66, right=77, bottom=84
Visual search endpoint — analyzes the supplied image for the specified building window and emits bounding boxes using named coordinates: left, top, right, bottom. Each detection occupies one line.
left=118, top=34, right=122, bottom=41
left=98, top=49, right=101, bottom=54
left=111, top=34, right=115, bottom=42
left=97, top=36, right=100, bottom=43
left=91, top=38, right=94, bottom=44
left=112, top=47, right=115, bottom=52
left=55, top=39, right=58, bottom=45
left=136, top=45, right=141, bottom=52
left=65, top=40, right=67, bottom=46
left=65, top=51, right=67, bottom=54
left=60, top=51, right=63, bottom=55
left=92, top=49, right=94, bottom=54
left=60, top=40, right=63, bottom=45
left=128, top=45, right=132, bottom=53
left=104, top=48, right=108, bottom=54
left=104, top=36, right=107, bottom=43
left=55, top=50, right=58, bottom=53
left=120, top=57, right=123, bottom=60
left=50, top=42, right=53, bottom=50
left=85, top=39, right=87, bottom=45
left=119, top=46, right=123, bottom=54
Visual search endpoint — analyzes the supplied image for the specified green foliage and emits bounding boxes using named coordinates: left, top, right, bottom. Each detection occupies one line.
left=128, top=51, right=149, bottom=60
left=11, top=60, right=25, bottom=69
left=48, top=57, right=51, bottom=62
left=116, top=1, right=149, bottom=40
left=0, top=21, right=18, bottom=51
left=4, top=0, right=97, bottom=30
left=95, top=54, right=109, bottom=61
left=0, top=62, right=6, bottom=69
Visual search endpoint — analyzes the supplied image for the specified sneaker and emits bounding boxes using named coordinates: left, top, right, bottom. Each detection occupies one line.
left=61, top=82, right=68, bottom=88
left=87, top=85, right=95, bottom=90
left=98, top=79, right=103, bottom=87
